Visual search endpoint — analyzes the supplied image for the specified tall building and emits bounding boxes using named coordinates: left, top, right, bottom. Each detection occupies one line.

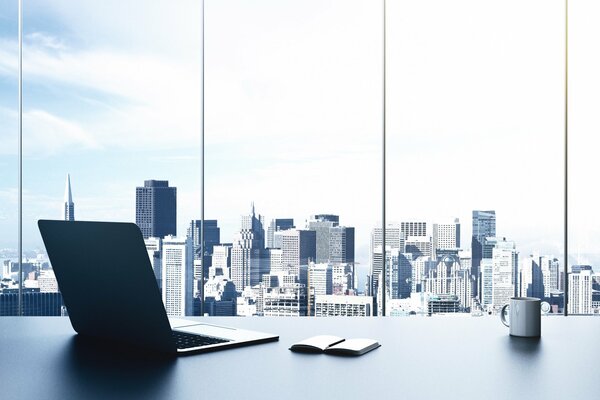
left=519, top=255, right=544, bottom=299
left=63, top=174, right=74, bottom=221
left=480, top=259, right=494, bottom=309
left=471, top=210, right=496, bottom=297
left=187, top=219, right=220, bottom=280
left=540, top=256, right=560, bottom=298
left=144, top=237, right=163, bottom=289
left=187, top=220, right=220, bottom=258
left=211, top=244, right=232, bottom=279
left=370, top=224, right=404, bottom=297
left=332, top=263, right=355, bottom=295
left=307, top=215, right=354, bottom=265
left=568, top=267, right=593, bottom=315
left=490, top=239, right=518, bottom=311
left=266, top=218, right=294, bottom=248
left=432, top=219, right=460, bottom=257
left=276, top=229, right=316, bottom=276
left=422, top=255, right=473, bottom=310
left=161, top=236, right=193, bottom=316
left=400, top=221, right=428, bottom=238
left=0, top=288, right=64, bottom=316
left=262, top=284, right=308, bottom=317
left=400, top=220, right=432, bottom=258
left=314, top=295, right=373, bottom=317
left=136, top=180, right=176, bottom=239
left=308, top=263, right=333, bottom=296
left=230, top=204, right=268, bottom=292
left=329, top=226, right=355, bottom=264
left=307, top=215, right=338, bottom=263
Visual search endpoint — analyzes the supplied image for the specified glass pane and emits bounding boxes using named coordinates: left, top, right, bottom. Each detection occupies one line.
left=0, top=1, right=20, bottom=315
left=22, top=0, right=201, bottom=316
left=385, top=0, right=564, bottom=316
left=568, top=0, right=600, bottom=315
left=205, top=0, right=382, bottom=316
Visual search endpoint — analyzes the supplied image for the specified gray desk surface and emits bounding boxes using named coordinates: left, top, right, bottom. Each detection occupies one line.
left=1, top=316, right=597, bottom=400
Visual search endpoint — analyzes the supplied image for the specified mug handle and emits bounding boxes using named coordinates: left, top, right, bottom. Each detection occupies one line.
left=500, top=304, right=510, bottom=327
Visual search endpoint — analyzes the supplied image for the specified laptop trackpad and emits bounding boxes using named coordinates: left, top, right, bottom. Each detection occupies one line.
left=168, top=318, right=276, bottom=342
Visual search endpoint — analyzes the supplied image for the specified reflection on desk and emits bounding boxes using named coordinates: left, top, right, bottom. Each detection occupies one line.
left=1, top=316, right=597, bottom=400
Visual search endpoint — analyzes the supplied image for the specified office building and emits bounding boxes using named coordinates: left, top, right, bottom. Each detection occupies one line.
left=0, top=288, right=64, bottom=316
left=144, top=237, right=162, bottom=289
left=202, top=275, right=237, bottom=316
left=161, top=236, right=193, bottom=316
left=275, top=229, right=316, bottom=276
left=400, top=221, right=428, bottom=238
left=135, top=180, right=176, bottom=239
left=38, top=269, right=59, bottom=293
left=307, top=215, right=338, bottom=263
left=490, top=239, right=518, bottom=311
left=370, top=224, right=404, bottom=297
left=266, top=218, right=294, bottom=248
left=262, top=284, right=308, bottom=317
left=427, top=294, right=460, bottom=315
left=520, top=255, right=544, bottom=299
left=540, top=256, right=560, bottom=298
left=405, top=236, right=432, bottom=258
left=332, top=263, right=355, bottom=295
left=187, top=219, right=220, bottom=280
left=230, top=204, right=269, bottom=292
left=568, top=268, right=593, bottom=315
left=410, top=255, right=435, bottom=293
left=480, top=259, right=494, bottom=309
left=422, top=255, right=473, bottom=310
left=471, top=210, right=496, bottom=297
left=210, top=244, right=232, bottom=279
left=308, top=263, right=333, bottom=296
left=63, top=174, right=74, bottom=221
left=432, top=218, right=460, bottom=257
left=329, top=226, right=355, bottom=264
left=314, top=295, right=373, bottom=317
left=187, top=219, right=220, bottom=258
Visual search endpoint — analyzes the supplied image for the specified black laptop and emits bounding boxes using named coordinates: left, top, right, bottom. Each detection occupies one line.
left=38, top=220, right=278, bottom=355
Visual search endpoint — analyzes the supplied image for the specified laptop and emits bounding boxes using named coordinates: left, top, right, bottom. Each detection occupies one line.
left=38, top=219, right=278, bottom=355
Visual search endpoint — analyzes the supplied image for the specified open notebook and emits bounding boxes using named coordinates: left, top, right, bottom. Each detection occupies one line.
left=289, top=335, right=380, bottom=356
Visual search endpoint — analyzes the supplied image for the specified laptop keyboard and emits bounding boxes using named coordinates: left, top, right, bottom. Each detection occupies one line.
left=172, top=330, right=231, bottom=350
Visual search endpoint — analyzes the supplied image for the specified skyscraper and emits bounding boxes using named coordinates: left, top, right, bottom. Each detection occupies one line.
left=568, top=267, right=593, bottom=315
left=63, top=174, right=74, bottom=221
left=161, top=235, right=194, bottom=316
left=307, top=215, right=354, bottom=265
left=329, top=226, right=355, bottom=264
left=370, top=224, right=404, bottom=297
left=490, top=239, right=518, bottom=311
left=135, top=180, right=176, bottom=239
left=277, top=229, right=316, bottom=277
left=307, top=215, right=338, bottom=263
left=432, top=218, right=460, bottom=256
left=471, top=210, right=496, bottom=297
left=187, top=219, right=220, bottom=280
left=187, top=220, right=220, bottom=258
left=266, top=218, right=294, bottom=248
left=230, top=204, right=268, bottom=292
left=520, top=255, right=544, bottom=299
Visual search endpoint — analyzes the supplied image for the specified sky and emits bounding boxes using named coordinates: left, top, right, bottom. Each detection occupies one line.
left=1, top=0, right=600, bottom=277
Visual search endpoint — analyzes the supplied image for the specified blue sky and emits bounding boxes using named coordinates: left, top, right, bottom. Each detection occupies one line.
left=1, top=0, right=600, bottom=271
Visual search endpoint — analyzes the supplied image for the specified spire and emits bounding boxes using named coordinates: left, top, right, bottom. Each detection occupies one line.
left=64, top=174, right=73, bottom=204
left=251, top=201, right=255, bottom=216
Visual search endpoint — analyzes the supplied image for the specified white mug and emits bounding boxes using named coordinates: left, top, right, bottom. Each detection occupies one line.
left=500, top=297, right=541, bottom=337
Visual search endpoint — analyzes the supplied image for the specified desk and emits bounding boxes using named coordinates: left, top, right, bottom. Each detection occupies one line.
left=1, top=316, right=597, bottom=399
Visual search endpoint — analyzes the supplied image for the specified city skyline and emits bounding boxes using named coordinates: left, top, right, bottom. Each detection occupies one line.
left=2, top=176, right=598, bottom=316
left=2, top=0, right=599, bottom=273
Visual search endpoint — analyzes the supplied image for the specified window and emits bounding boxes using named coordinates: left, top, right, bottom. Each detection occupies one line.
left=2, top=0, right=597, bottom=318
